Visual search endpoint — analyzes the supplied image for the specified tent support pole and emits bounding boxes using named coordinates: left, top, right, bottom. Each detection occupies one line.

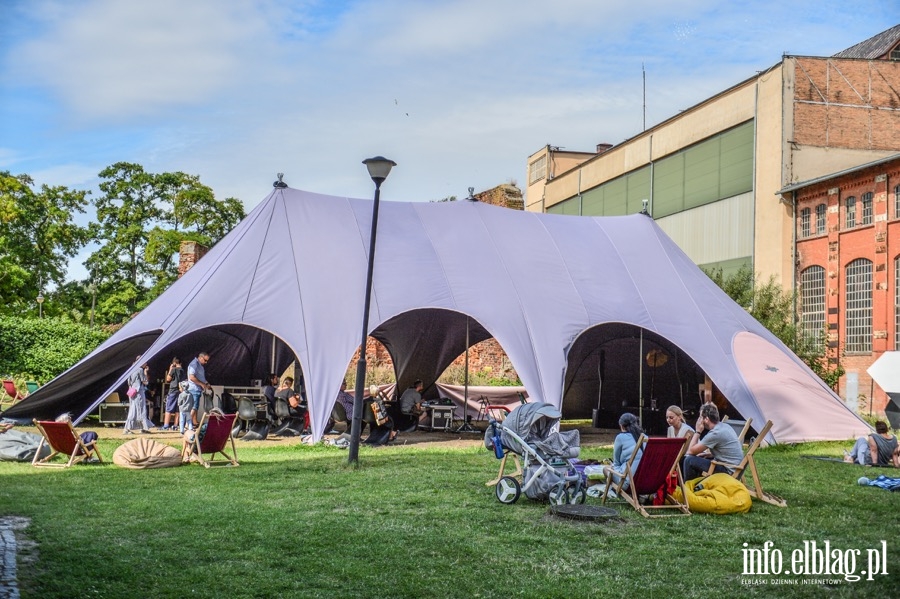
left=638, top=330, right=643, bottom=429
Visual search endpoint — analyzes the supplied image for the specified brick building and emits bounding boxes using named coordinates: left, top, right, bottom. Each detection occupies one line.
left=789, top=154, right=900, bottom=416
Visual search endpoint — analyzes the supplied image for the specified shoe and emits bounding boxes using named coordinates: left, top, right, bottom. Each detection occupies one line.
left=327, top=429, right=339, bottom=435
left=160, top=425, right=171, bottom=431
left=140, top=429, right=150, bottom=434
left=123, top=429, right=134, bottom=435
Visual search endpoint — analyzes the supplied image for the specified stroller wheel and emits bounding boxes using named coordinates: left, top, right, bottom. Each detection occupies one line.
left=495, top=476, right=521, bottom=504
left=548, top=482, right=570, bottom=506
left=569, top=488, right=587, bottom=505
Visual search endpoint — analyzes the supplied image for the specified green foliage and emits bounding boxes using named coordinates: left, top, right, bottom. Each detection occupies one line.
left=0, top=171, right=90, bottom=317
left=0, top=315, right=109, bottom=381
left=438, top=363, right=522, bottom=386
left=82, top=163, right=245, bottom=324
left=705, top=265, right=844, bottom=389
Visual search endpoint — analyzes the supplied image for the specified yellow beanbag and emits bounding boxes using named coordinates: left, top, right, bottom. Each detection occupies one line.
left=672, top=473, right=752, bottom=514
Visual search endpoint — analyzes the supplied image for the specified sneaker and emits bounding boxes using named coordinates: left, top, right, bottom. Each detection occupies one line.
left=140, top=429, right=150, bottom=434
left=160, top=425, right=171, bottom=431
left=123, top=429, right=134, bottom=435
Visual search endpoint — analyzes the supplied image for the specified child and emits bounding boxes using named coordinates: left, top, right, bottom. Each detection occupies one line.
left=177, top=381, right=193, bottom=433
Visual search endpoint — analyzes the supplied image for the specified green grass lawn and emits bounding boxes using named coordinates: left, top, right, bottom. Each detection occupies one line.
left=1, top=438, right=897, bottom=598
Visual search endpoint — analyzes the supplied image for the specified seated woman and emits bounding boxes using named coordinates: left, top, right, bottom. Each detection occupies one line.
left=607, top=413, right=643, bottom=485
left=665, top=406, right=694, bottom=439
left=845, top=421, right=899, bottom=467
left=55, top=413, right=99, bottom=456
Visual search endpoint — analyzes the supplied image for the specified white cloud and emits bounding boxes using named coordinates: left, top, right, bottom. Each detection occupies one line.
left=11, top=0, right=275, bottom=121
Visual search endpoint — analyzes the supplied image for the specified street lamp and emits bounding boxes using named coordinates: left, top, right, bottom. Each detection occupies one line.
left=37, top=274, right=44, bottom=318
left=348, top=156, right=396, bottom=465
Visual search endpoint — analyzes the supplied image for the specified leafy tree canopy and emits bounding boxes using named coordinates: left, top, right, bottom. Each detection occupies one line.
left=0, top=171, right=90, bottom=317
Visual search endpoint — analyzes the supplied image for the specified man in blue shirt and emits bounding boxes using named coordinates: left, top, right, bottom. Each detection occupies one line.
left=187, top=352, right=211, bottom=428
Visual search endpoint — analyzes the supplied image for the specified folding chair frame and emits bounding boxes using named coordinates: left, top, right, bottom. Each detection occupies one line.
left=32, top=419, right=104, bottom=468
left=184, top=412, right=239, bottom=468
left=703, top=420, right=786, bottom=507
left=601, top=435, right=691, bottom=518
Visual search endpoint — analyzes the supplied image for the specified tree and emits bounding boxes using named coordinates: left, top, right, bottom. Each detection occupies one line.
left=144, top=171, right=244, bottom=297
left=0, top=171, right=90, bottom=317
left=705, top=264, right=843, bottom=389
left=85, top=163, right=245, bottom=324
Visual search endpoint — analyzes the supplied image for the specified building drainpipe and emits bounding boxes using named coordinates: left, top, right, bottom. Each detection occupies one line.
left=791, top=190, right=797, bottom=326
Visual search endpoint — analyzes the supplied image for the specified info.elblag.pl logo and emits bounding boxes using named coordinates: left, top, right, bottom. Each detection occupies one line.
left=741, top=540, right=889, bottom=584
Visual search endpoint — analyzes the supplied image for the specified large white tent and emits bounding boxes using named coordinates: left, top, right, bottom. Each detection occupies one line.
left=6, top=187, right=869, bottom=443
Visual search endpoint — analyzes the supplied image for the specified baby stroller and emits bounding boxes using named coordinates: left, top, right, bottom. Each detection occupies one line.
left=485, top=402, right=585, bottom=505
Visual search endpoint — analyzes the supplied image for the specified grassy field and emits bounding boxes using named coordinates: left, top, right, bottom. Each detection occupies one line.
left=0, top=435, right=897, bottom=598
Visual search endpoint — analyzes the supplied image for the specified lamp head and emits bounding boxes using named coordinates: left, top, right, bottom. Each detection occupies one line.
left=362, top=156, right=396, bottom=184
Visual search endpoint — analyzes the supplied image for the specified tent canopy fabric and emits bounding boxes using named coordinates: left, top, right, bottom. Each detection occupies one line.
left=5, top=187, right=868, bottom=443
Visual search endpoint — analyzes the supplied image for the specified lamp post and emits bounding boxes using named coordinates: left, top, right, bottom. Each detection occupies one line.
left=36, top=275, right=44, bottom=318
left=348, top=156, right=396, bottom=465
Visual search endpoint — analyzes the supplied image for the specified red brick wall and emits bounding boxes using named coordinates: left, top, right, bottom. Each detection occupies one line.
left=793, top=58, right=900, bottom=151
left=177, top=241, right=209, bottom=278
left=795, top=157, right=900, bottom=414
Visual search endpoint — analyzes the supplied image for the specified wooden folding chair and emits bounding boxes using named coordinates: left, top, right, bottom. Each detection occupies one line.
left=601, top=435, right=691, bottom=518
left=184, top=412, right=239, bottom=468
left=722, top=416, right=754, bottom=445
left=2, top=380, right=25, bottom=407
left=32, top=419, right=103, bottom=468
left=703, top=420, right=786, bottom=507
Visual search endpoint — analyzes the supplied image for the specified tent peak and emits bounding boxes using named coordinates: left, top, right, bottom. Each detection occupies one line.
left=273, top=173, right=288, bottom=188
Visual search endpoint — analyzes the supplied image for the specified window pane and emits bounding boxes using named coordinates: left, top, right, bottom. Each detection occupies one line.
left=845, top=258, right=872, bottom=353
left=895, top=185, right=900, bottom=219
left=862, top=192, right=873, bottom=225
left=846, top=196, right=856, bottom=228
left=800, top=208, right=811, bottom=238
left=816, top=203, right=826, bottom=234
left=896, top=256, right=900, bottom=351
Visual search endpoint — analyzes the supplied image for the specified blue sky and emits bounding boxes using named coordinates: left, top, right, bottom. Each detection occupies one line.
left=0, top=1, right=896, bottom=278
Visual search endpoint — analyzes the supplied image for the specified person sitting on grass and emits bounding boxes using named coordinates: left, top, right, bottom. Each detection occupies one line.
left=845, top=421, right=899, bottom=467
left=607, top=412, right=643, bottom=486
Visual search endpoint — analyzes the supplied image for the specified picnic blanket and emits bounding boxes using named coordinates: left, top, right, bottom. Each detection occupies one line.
left=858, top=475, right=900, bottom=491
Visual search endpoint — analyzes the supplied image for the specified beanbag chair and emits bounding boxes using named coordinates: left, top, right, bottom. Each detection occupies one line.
left=0, top=429, right=51, bottom=462
left=113, top=438, right=183, bottom=469
left=672, top=473, right=752, bottom=514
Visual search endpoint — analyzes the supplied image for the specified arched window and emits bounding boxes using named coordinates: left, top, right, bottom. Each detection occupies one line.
left=800, top=266, right=826, bottom=349
left=800, top=208, right=810, bottom=237
left=845, top=196, right=856, bottom=228
left=815, top=203, right=826, bottom=234
left=861, top=192, right=873, bottom=225
left=845, top=258, right=872, bottom=353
